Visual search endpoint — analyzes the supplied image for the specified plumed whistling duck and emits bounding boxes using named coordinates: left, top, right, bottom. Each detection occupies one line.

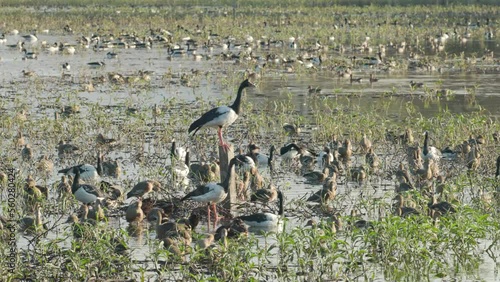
left=126, top=180, right=161, bottom=199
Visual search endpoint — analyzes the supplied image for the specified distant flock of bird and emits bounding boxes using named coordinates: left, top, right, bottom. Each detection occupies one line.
left=3, top=76, right=499, bottom=256
left=1, top=17, right=499, bottom=253
left=3, top=16, right=495, bottom=90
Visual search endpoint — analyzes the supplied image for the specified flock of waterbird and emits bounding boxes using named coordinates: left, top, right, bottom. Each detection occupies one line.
left=0, top=78, right=284, bottom=253
left=0, top=15, right=499, bottom=258
left=1, top=12, right=496, bottom=91
left=2, top=75, right=499, bottom=257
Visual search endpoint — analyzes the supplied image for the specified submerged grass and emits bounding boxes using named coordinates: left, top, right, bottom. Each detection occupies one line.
left=1, top=68, right=499, bottom=280
left=0, top=1, right=499, bottom=281
left=1, top=104, right=499, bottom=281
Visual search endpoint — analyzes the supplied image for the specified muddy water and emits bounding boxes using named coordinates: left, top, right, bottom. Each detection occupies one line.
left=1, top=34, right=499, bottom=117
left=1, top=32, right=499, bottom=281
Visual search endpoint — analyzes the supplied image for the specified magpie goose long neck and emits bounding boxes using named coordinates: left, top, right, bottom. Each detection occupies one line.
left=97, top=152, right=103, bottom=176
left=230, top=79, right=252, bottom=115
left=170, top=139, right=176, bottom=158
left=185, top=149, right=190, bottom=167
left=277, top=191, right=284, bottom=216
left=496, top=155, right=500, bottom=178
left=423, top=131, right=429, bottom=157
left=269, top=145, right=275, bottom=164
left=71, top=168, right=81, bottom=194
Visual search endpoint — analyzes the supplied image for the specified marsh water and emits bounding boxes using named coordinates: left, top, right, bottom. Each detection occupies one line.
left=1, top=34, right=500, bottom=115
left=1, top=29, right=500, bottom=281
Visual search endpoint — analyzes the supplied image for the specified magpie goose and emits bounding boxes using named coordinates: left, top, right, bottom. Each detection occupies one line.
left=58, top=152, right=102, bottom=185
left=181, top=157, right=238, bottom=231
left=170, top=139, right=187, bottom=161
left=235, top=147, right=256, bottom=173
left=422, top=131, right=441, bottom=161
left=188, top=79, right=254, bottom=151
left=71, top=166, right=104, bottom=204
left=22, top=33, right=38, bottom=44
left=248, top=144, right=275, bottom=169
left=88, top=61, right=105, bottom=68
left=22, top=48, right=37, bottom=59
left=238, top=190, right=284, bottom=229
left=280, top=143, right=315, bottom=163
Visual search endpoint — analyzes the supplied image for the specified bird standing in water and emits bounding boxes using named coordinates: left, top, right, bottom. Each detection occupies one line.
left=188, top=79, right=254, bottom=151
left=181, top=158, right=238, bottom=231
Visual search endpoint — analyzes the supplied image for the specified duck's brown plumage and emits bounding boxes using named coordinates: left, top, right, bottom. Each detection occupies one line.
left=126, top=199, right=144, bottom=223
left=152, top=209, right=199, bottom=243
left=214, top=218, right=248, bottom=240
left=393, top=194, right=419, bottom=217
left=250, top=184, right=278, bottom=203
left=127, top=180, right=161, bottom=199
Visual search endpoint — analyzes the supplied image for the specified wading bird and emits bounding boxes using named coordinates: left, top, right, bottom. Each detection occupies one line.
left=188, top=79, right=254, bottom=151
left=181, top=158, right=238, bottom=231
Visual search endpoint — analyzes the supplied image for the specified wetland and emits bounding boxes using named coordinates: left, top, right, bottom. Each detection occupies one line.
left=0, top=1, right=499, bottom=281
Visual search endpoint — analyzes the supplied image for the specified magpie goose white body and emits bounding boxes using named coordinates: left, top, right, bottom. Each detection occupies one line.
left=169, top=140, right=190, bottom=187
left=171, top=139, right=187, bottom=162
left=22, top=48, right=37, bottom=59
left=280, top=143, right=301, bottom=162
left=317, top=147, right=334, bottom=169
left=280, top=143, right=314, bottom=162
left=22, top=34, right=38, bottom=44
left=62, top=62, right=70, bottom=71
left=235, top=150, right=256, bottom=173
left=172, top=150, right=191, bottom=187
left=173, top=153, right=190, bottom=179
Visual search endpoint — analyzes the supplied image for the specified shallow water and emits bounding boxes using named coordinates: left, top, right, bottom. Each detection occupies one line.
left=1, top=34, right=499, bottom=117
left=1, top=28, right=499, bottom=281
